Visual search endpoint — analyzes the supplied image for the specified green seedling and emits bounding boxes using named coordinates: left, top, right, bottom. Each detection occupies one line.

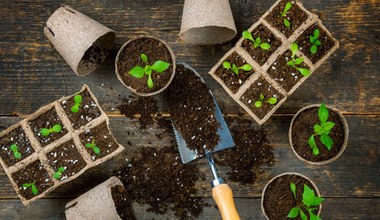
left=254, top=93, right=278, bottom=108
left=40, top=124, right=62, bottom=137
left=309, top=29, right=321, bottom=54
left=70, top=94, right=83, bottom=113
left=22, top=181, right=38, bottom=195
left=222, top=61, right=252, bottom=75
left=287, top=43, right=310, bottom=76
left=280, top=2, right=293, bottom=28
left=242, top=31, right=271, bottom=50
left=129, top=53, right=170, bottom=89
left=85, top=139, right=100, bottom=155
left=288, top=183, right=324, bottom=220
left=53, top=167, right=66, bottom=180
left=10, top=144, right=22, bottom=159
left=308, top=104, right=335, bottom=156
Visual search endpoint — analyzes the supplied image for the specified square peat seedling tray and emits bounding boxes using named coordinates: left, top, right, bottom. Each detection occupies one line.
left=209, top=0, right=339, bottom=125
left=0, top=85, right=124, bottom=205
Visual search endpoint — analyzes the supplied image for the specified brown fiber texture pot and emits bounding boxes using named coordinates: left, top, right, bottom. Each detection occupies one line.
left=289, top=104, right=349, bottom=165
left=209, top=0, right=339, bottom=125
left=44, top=5, right=116, bottom=76
left=261, top=172, right=322, bottom=220
left=0, top=85, right=124, bottom=205
left=115, top=35, right=176, bottom=96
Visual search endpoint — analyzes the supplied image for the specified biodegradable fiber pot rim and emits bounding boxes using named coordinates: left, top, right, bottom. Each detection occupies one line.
left=289, top=104, right=349, bottom=165
left=261, top=172, right=322, bottom=220
left=115, top=35, right=176, bottom=96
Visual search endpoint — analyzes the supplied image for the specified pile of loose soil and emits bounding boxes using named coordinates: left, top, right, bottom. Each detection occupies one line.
left=215, top=117, right=275, bottom=184
left=166, top=64, right=220, bottom=155
left=118, top=96, right=158, bottom=129
left=113, top=145, right=206, bottom=219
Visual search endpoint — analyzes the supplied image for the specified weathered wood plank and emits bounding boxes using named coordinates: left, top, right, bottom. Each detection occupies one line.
left=0, top=0, right=379, bottom=115
left=0, top=115, right=378, bottom=199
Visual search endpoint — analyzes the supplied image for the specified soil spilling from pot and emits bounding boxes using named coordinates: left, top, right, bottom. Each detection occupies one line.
left=291, top=107, right=345, bottom=162
left=215, top=117, right=274, bottom=184
left=263, top=174, right=320, bottom=220
left=113, top=145, right=206, bottom=220
left=166, top=64, right=220, bottom=155
left=117, top=37, right=173, bottom=93
left=118, top=96, right=158, bottom=129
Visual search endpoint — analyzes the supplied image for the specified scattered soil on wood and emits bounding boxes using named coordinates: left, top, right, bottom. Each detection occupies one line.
left=263, top=174, right=320, bottom=220
left=118, top=96, right=158, bottom=129
left=215, top=117, right=274, bottom=184
left=117, top=37, right=173, bottom=93
left=291, top=106, right=345, bottom=162
left=166, top=64, right=220, bottom=155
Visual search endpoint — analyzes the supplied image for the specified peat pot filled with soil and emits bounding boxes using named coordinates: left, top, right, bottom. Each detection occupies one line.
left=115, top=36, right=176, bottom=96
left=289, top=104, right=349, bottom=165
left=261, top=172, right=323, bottom=220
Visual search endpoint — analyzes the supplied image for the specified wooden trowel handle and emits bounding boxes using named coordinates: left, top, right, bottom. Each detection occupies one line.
left=212, top=183, right=240, bottom=220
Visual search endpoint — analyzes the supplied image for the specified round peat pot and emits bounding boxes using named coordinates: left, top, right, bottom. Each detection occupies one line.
left=44, top=5, right=116, bottom=76
left=261, top=172, right=322, bottom=220
left=115, top=36, right=176, bottom=96
left=289, top=104, right=349, bottom=165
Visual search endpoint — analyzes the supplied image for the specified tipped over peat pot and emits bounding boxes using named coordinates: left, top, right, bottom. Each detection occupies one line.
left=115, top=36, right=176, bottom=96
left=289, top=104, right=349, bottom=165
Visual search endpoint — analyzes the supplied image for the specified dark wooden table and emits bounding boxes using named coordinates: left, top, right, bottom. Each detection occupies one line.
left=0, top=0, right=379, bottom=219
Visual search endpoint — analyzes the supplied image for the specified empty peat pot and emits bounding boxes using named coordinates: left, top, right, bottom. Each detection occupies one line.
left=261, top=172, right=322, bottom=220
left=115, top=36, right=176, bottom=96
left=289, top=104, right=349, bottom=165
left=44, top=5, right=116, bottom=76
left=179, top=0, right=237, bottom=45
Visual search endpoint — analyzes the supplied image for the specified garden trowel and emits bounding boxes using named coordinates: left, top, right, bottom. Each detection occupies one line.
left=172, top=62, right=240, bottom=220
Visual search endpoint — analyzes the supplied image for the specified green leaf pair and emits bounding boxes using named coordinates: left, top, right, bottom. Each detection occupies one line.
left=242, top=31, right=271, bottom=50
left=70, top=94, right=83, bottom=113
left=129, top=53, right=170, bottom=89
left=10, top=144, right=22, bottom=159
left=287, top=43, right=311, bottom=76
left=40, top=124, right=62, bottom=137
left=309, top=29, right=322, bottom=54
left=53, top=167, right=66, bottom=180
left=254, top=93, right=278, bottom=108
left=281, top=2, right=293, bottom=28
left=22, top=182, right=38, bottom=195
left=222, top=61, right=252, bottom=75
left=85, top=139, right=100, bottom=155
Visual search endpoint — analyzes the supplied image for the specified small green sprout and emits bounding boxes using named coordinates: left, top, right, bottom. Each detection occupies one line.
left=40, top=124, right=62, bottom=137
left=254, top=93, right=278, bottom=108
left=70, top=94, right=83, bottom=113
left=222, top=61, right=252, bottom=75
left=308, top=104, right=335, bottom=156
left=309, top=29, right=321, bottom=54
left=288, top=183, right=324, bottom=220
left=53, top=167, right=66, bottom=180
left=10, top=144, right=22, bottom=159
left=22, top=181, right=38, bottom=195
left=242, top=31, right=271, bottom=50
left=85, top=139, right=100, bottom=155
left=280, top=2, right=293, bottom=28
left=129, top=53, right=170, bottom=89
left=287, top=43, right=310, bottom=76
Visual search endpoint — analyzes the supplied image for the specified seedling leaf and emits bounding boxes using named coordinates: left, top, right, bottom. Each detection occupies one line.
left=147, top=74, right=154, bottom=89
left=310, top=45, right=318, bottom=54
left=40, top=128, right=50, bottom=137
left=266, top=97, right=278, bottom=105
left=314, top=29, right=320, bottom=39
left=31, top=185, right=38, bottom=195
left=318, top=104, right=329, bottom=123
left=223, top=61, right=231, bottom=70
left=287, top=60, right=295, bottom=67
left=254, top=101, right=262, bottom=108
left=239, top=64, right=252, bottom=71
left=93, top=146, right=101, bottom=155
left=290, top=182, right=296, bottom=198
left=58, top=167, right=65, bottom=173
left=10, top=144, right=17, bottom=151
left=309, top=211, right=321, bottom=220
left=140, top=53, right=148, bottom=63
left=314, top=124, right=324, bottom=135
left=53, top=172, right=61, bottom=179
left=284, top=19, right=291, bottom=27
left=232, top=64, right=239, bottom=75
left=260, top=43, right=271, bottom=50
left=295, top=58, right=304, bottom=65
left=284, top=2, right=292, bottom=14
left=129, top=66, right=145, bottom=78
left=71, top=105, right=79, bottom=113
left=320, top=134, right=333, bottom=150
left=74, top=95, right=82, bottom=103
left=85, top=143, right=92, bottom=148
left=259, top=94, right=264, bottom=100
left=52, top=124, right=62, bottom=133
left=308, top=135, right=317, bottom=149
left=255, top=37, right=261, bottom=45
left=323, top=122, right=335, bottom=131
left=297, top=68, right=310, bottom=76
left=151, top=60, right=170, bottom=73
left=315, top=40, right=321, bottom=46
left=291, top=43, right=298, bottom=58
left=242, top=31, right=254, bottom=42
left=312, top=146, right=319, bottom=156
left=300, top=209, right=307, bottom=220
left=287, top=207, right=300, bottom=218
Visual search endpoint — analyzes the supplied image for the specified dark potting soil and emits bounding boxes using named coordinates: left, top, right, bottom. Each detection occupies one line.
left=0, top=126, right=34, bottom=167
left=61, top=89, right=101, bottom=130
left=117, top=37, right=173, bottom=93
left=214, top=52, right=256, bottom=94
left=267, top=50, right=309, bottom=92
left=296, top=23, right=336, bottom=64
left=113, top=146, right=206, bottom=220
left=215, top=117, right=274, bottom=184
left=111, top=185, right=136, bottom=220
left=241, top=24, right=282, bottom=66
left=264, top=0, right=308, bottom=38
left=79, top=122, right=119, bottom=161
left=118, top=96, right=158, bottom=129
left=29, top=107, right=68, bottom=147
left=240, top=76, right=284, bottom=119
left=46, top=140, right=86, bottom=181
left=166, top=64, right=220, bottom=155
left=263, top=174, right=320, bottom=220
left=291, top=107, right=345, bottom=162
left=11, top=160, right=54, bottom=200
